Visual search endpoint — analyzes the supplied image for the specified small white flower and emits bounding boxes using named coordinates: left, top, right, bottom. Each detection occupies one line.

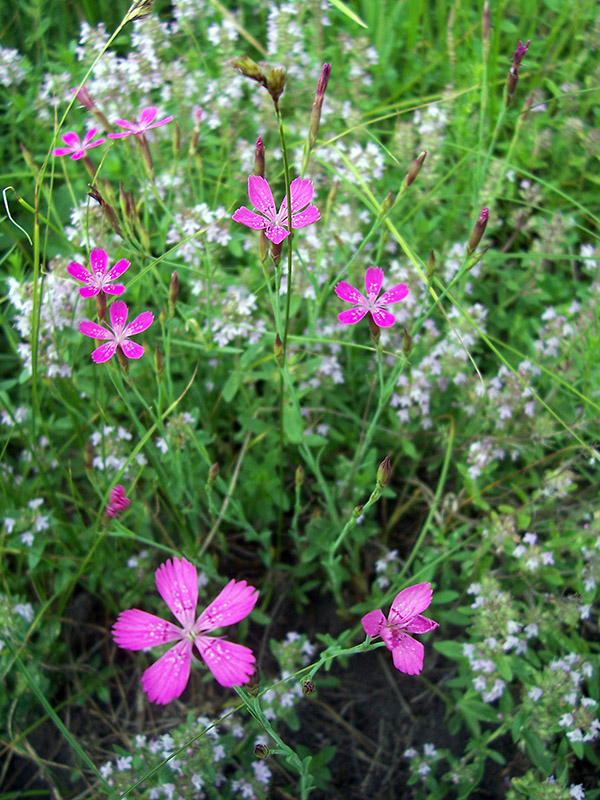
left=528, top=687, right=543, bottom=702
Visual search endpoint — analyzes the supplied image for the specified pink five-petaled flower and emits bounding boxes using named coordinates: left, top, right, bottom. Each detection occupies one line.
left=51, top=128, right=105, bottom=160
left=361, top=582, right=439, bottom=675
left=68, top=248, right=130, bottom=298
left=335, top=266, right=409, bottom=328
left=232, top=175, right=320, bottom=245
left=106, top=485, right=130, bottom=518
left=112, top=557, right=258, bottom=704
left=107, top=106, right=174, bottom=139
left=79, top=300, right=153, bottom=363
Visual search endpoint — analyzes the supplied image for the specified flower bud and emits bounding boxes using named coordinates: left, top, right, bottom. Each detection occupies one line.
left=482, top=1, right=490, bottom=45
left=207, top=462, right=219, bottom=487
left=427, top=250, right=435, bottom=279
left=403, top=328, right=412, bottom=357
left=155, top=343, right=164, bottom=379
left=406, top=150, right=427, bottom=187
left=295, top=465, right=304, bottom=487
left=379, top=189, right=394, bottom=219
left=168, top=271, right=179, bottom=318
left=307, top=63, right=332, bottom=152
left=506, top=39, right=531, bottom=106
left=254, top=136, right=265, bottom=178
left=377, top=455, right=392, bottom=488
left=73, top=84, right=96, bottom=110
left=254, top=744, right=270, bottom=759
left=302, top=680, right=316, bottom=695
left=266, top=67, right=287, bottom=105
left=274, top=333, right=284, bottom=366
left=352, top=504, right=364, bottom=520
left=87, top=184, right=122, bottom=237
left=467, top=207, right=489, bottom=256
left=230, top=55, right=268, bottom=86
left=84, top=440, right=94, bottom=471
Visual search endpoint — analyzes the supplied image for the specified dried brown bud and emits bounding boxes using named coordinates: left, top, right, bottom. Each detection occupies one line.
left=87, top=184, right=122, bottom=236
left=302, top=680, right=316, bottom=695
left=467, top=207, right=489, bottom=256
left=208, top=463, right=219, bottom=486
left=231, top=56, right=268, bottom=86
left=254, top=744, right=270, bottom=759
left=406, top=151, right=427, bottom=187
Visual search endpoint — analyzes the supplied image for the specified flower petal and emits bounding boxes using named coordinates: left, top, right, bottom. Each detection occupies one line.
left=112, top=608, right=183, bottom=650
left=79, top=320, right=111, bottom=339
left=90, top=248, right=108, bottom=277
left=196, top=579, right=258, bottom=633
left=282, top=177, right=314, bottom=214
left=79, top=285, right=100, bottom=298
left=61, top=132, right=80, bottom=147
left=338, top=307, right=368, bottom=325
left=334, top=281, right=367, bottom=305
left=102, top=283, right=125, bottom=296
left=109, top=299, right=129, bottom=331
left=124, top=310, right=154, bottom=337
left=141, top=640, right=193, bottom=704
left=82, top=128, right=99, bottom=145
left=391, top=633, right=425, bottom=675
left=67, top=261, right=92, bottom=284
left=232, top=207, right=268, bottom=230
left=85, top=138, right=105, bottom=149
left=120, top=339, right=145, bottom=359
left=91, top=341, right=118, bottom=363
left=403, top=614, right=439, bottom=635
left=388, top=583, right=433, bottom=628
left=291, top=206, right=320, bottom=229
left=264, top=225, right=289, bottom=245
left=361, top=609, right=386, bottom=638
left=364, top=266, right=384, bottom=297
left=70, top=150, right=86, bottom=160
left=247, top=175, right=276, bottom=219
left=138, top=106, right=158, bottom=128
left=155, top=557, right=199, bottom=629
left=378, top=284, right=410, bottom=305
left=370, top=308, right=396, bottom=328
left=107, top=131, right=133, bottom=139
left=106, top=258, right=130, bottom=281
left=113, top=118, right=137, bottom=131
left=147, top=115, right=174, bottom=130
left=51, top=147, right=76, bottom=157
left=195, top=637, right=256, bottom=687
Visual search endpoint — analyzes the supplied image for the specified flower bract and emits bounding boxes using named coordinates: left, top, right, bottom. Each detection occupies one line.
left=112, top=557, right=258, bottom=704
left=67, top=249, right=130, bottom=298
left=361, top=582, right=438, bottom=675
left=335, top=266, right=409, bottom=328
left=79, top=300, right=153, bottom=363
left=51, top=128, right=105, bottom=160
left=232, top=175, right=320, bottom=245
left=107, top=106, right=174, bottom=139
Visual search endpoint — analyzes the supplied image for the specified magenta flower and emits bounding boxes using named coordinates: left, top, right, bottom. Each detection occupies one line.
left=232, top=175, right=320, bottom=245
left=51, top=128, right=105, bottom=160
left=68, top=248, right=130, bottom=298
left=361, top=582, right=438, bottom=675
left=112, top=557, right=258, bottom=704
left=335, top=266, right=409, bottom=328
left=107, top=106, right=174, bottom=139
left=106, top=485, right=131, bottom=518
left=79, top=300, right=153, bottom=363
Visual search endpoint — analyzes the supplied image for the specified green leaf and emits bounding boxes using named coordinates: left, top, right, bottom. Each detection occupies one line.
left=222, top=371, right=240, bottom=402
left=433, top=640, right=464, bottom=660
left=521, top=729, right=553, bottom=773
left=283, top=404, right=304, bottom=443
left=328, top=0, right=368, bottom=28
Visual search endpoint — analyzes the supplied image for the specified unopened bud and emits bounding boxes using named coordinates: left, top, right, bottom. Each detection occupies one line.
left=302, top=680, right=316, bottom=695
left=427, top=250, right=435, bottom=279
left=230, top=55, right=268, bottom=86
left=467, top=207, right=489, bottom=256
left=274, top=333, right=284, bottom=366
left=254, top=744, right=270, bottom=759
left=506, top=39, right=531, bottom=106
left=307, top=63, right=332, bottom=152
left=352, top=504, right=364, bottom=519
left=168, top=271, right=179, bottom=318
left=159, top=307, right=167, bottom=326
left=403, top=328, right=412, bottom=357
left=207, top=462, right=219, bottom=487
left=270, top=239, right=283, bottom=267
left=406, top=150, right=427, bottom=187
left=189, top=107, right=202, bottom=157
left=73, top=85, right=95, bottom=110
left=87, top=184, right=122, bottom=236
left=377, top=455, right=393, bottom=488
left=266, top=67, right=287, bottom=105
left=254, top=136, right=265, bottom=178
left=84, top=440, right=94, bottom=470
left=379, top=189, right=393, bottom=219
left=295, top=465, right=304, bottom=487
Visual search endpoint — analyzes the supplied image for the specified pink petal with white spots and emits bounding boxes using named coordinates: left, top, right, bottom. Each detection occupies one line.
left=91, top=341, right=118, bottom=363
left=154, top=557, right=198, bottom=628
left=106, top=258, right=130, bottom=281
left=389, top=583, right=433, bottom=628
left=112, top=608, right=183, bottom=650
left=120, top=339, right=145, bottom=359
left=291, top=206, right=320, bottom=229
left=265, top=225, right=289, bottom=245
left=79, top=285, right=100, bottom=298
left=90, top=248, right=107, bottom=277
left=141, top=640, right=193, bottom=704
left=247, top=175, right=277, bottom=219
left=195, top=637, right=256, bottom=687
left=334, top=281, right=366, bottom=305
left=370, top=308, right=396, bottom=328
left=232, top=207, right=268, bottom=230
left=109, top=300, right=128, bottom=331
left=67, top=262, right=92, bottom=283
left=364, top=266, right=384, bottom=296
left=79, top=320, right=111, bottom=339
left=196, top=579, right=258, bottom=633
left=403, top=615, right=439, bottom=635
left=281, top=177, right=314, bottom=214
left=390, top=633, right=425, bottom=675
left=102, top=283, right=125, bottom=296
left=139, top=107, right=158, bottom=127
left=361, top=609, right=386, bottom=638
left=378, top=284, right=410, bottom=305
left=125, top=310, right=154, bottom=337
left=338, top=307, right=368, bottom=325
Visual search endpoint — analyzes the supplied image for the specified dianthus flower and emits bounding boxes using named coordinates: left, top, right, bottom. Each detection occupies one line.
left=107, top=106, right=174, bottom=139
left=232, top=175, right=320, bottom=244
left=79, top=300, right=153, bottom=363
left=51, top=128, right=105, bottom=160
left=112, top=557, right=258, bottom=703
left=361, top=582, right=438, bottom=674
left=335, top=266, right=409, bottom=328
left=67, top=248, right=130, bottom=298
left=106, top=485, right=130, bottom=518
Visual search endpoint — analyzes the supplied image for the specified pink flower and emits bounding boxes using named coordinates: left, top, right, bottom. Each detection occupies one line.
left=112, top=557, right=258, bottom=704
left=68, top=248, right=130, bottom=298
left=232, top=175, right=320, bottom=245
left=51, top=128, right=105, bottom=160
left=107, top=106, right=174, bottom=139
left=106, top=485, right=130, bottom=518
left=79, top=300, right=153, bottom=363
left=361, top=582, right=438, bottom=675
left=335, top=266, right=409, bottom=328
